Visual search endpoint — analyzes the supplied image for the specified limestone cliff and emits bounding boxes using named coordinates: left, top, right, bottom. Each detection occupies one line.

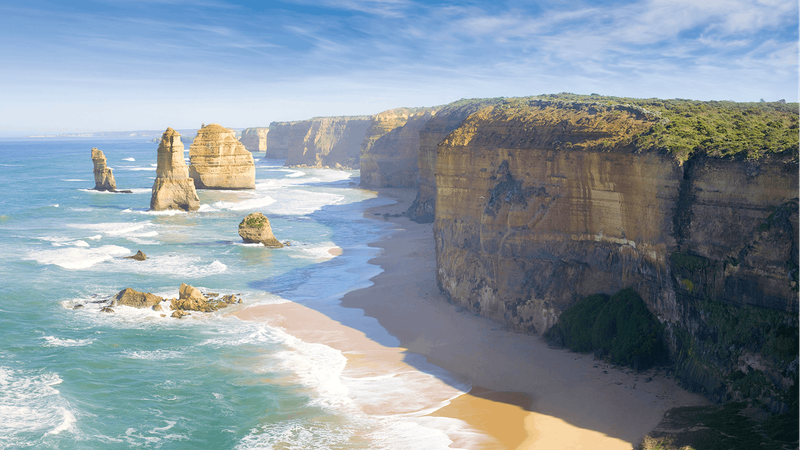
left=359, top=107, right=429, bottom=182
left=91, top=148, right=116, bottom=191
left=189, top=124, right=255, bottom=189
left=267, top=116, right=372, bottom=168
left=405, top=99, right=504, bottom=221
left=240, top=127, right=269, bottom=152
left=359, top=108, right=439, bottom=188
left=150, top=128, right=200, bottom=211
left=432, top=98, right=799, bottom=407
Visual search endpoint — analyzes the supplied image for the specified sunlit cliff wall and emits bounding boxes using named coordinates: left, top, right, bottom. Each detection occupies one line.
left=431, top=99, right=798, bottom=406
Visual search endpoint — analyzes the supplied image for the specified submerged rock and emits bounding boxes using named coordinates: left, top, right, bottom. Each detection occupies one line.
left=238, top=212, right=284, bottom=248
left=189, top=124, right=255, bottom=189
left=124, top=250, right=147, bottom=261
left=150, top=128, right=200, bottom=211
left=91, top=148, right=117, bottom=191
left=171, top=310, right=189, bottom=319
left=114, top=287, right=164, bottom=309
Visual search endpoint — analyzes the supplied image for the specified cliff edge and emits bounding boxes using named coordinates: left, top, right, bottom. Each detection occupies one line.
left=432, top=97, right=798, bottom=409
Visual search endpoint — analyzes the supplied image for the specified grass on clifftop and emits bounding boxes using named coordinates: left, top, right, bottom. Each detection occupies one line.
left=527, top=93, right=799, bottom=162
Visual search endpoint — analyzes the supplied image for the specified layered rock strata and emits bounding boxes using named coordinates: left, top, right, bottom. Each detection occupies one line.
left=238, top=212, right=283, bottom=248
left=91, top=148, right=117, bottom=191
left=268, top=116, right=372, bottom=168
left=359, top=108, right=439, bottom=188
left=432, top=99, right=798, bottom=406
left=240, top=127, right=269, bottom=152
left=150, top=128, right=200, bottom=211
left=405, top=99, right=504, bottom=221
left=189, top=124, right=255, bottom=189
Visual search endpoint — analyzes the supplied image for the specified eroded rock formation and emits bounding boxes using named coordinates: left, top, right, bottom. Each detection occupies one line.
left=238, top=212, right=283, bottom=248
left=431, top=98, right=799, bottom=407
left=240, top=127, right=269, bottom=152
left=189, top=124, right=255, bottom=189
left=114, top=288, right=163, bottom=309
left=124, top=250, right=147, bottom=261
left=170, top=283, right=241, bottom=314
left=91, top=148, right=117, bottom=191
left=150, top=128, right=200, bottom=211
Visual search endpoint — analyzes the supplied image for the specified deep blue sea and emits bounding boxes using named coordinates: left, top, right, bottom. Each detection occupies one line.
left=0, top=138, right=469, bottom=449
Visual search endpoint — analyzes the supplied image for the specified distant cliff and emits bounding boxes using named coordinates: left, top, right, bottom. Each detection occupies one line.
left=431, top=97, right=799, bottom=409
left=359, top=107, right=442, bottom=188
left=266, top=116, right=372, bottom=168
left=240, top=127, right=269, bottom=152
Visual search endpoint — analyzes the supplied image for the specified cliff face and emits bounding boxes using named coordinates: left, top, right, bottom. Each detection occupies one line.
left=150, top=128, right=200, bottom=211
left=240, top=127, right=269, bottom=152
left=266, top=117, right=372, bottom=168
left=405, top=99, right=504, bottom=221
left=433, top=99, right=798, bottom=406
left=359, top=108, right=439, bottom=188
left=189, top=123, right=255, bottom=189
left=359, top=108, right=429, bottom=185
left=91, top=148, right=116, bottom=191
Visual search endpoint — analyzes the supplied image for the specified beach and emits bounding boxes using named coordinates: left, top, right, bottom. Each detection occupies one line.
left=237, top=187, right=709, bottom=449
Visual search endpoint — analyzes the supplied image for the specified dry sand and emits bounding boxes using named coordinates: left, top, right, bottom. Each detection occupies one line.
left=237, top=187, right=708, bottom=449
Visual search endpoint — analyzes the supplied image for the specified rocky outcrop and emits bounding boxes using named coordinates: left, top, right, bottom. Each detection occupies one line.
left=240, top=127, right=269, bottom=152
left=150, top=128, right=200, bottom=211
left=124, top=250, right=147, bottom=261
left=267, top=116, right=372, bottom=168
left=238, top=212, right=283, bottom=247
left=406, top=99, right=504, bottom=222
left=113, top=288, right=163, bottom=308
left=432, top=98, right=799, bottom=408
left=359, top=108, right=439, bottom=188
left=170, top=283, right=241, bottom=314
left=189, top=124, right=255, bottom=189
left=91, top=148, right=117, bottom=191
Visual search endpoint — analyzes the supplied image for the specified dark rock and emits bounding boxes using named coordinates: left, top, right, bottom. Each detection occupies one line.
left=114, top=288, right=163, bottom=309
left=124, top=250, right=147, bottom=261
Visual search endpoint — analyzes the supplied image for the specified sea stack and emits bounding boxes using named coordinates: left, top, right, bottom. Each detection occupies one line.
left=149, top=128, right=200, bottom=211
left=189, top=124, right=255, bottom=189
left=91, top=148, right=116, bottom=191
left=238, top=212, right=284, bottom=248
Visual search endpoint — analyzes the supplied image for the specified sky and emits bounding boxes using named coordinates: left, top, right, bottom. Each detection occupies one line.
left=0, top=0, right=797, bottom=135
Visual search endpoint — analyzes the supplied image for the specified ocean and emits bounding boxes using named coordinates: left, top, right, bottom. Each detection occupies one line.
left=0, top=138, right=471, bottom=449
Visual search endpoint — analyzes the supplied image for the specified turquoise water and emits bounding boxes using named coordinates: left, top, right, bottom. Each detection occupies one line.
left=0, top=138, right=467, bottom=449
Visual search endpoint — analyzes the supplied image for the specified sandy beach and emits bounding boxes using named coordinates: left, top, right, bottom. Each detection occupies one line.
left=237, top=187, right=709, bottom=449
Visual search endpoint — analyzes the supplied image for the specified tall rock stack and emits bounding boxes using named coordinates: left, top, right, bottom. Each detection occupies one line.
left=150, top=128, right=200, bottom=211
left=91, top=148, right=117, bottom=191
left=189, top=124, right=255, bottom=189
left=240, top=127, right=269, bottom=152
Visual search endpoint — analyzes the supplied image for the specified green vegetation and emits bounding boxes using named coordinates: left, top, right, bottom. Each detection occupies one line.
left=531, top=93, right=799, bottom=162
left=546, top=288, right=667, bottom=370
left=545, top=294, right=609, bottom=352
left=639, top=402, right=798, bottom=450
left=242, top=214, right=267, bottom=229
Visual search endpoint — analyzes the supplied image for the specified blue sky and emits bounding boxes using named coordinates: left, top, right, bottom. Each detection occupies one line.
left=1, top=0, right=797, bottom=135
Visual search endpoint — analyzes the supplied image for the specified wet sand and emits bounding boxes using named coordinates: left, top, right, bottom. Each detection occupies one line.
left=237, top=187, right=709, bottom=449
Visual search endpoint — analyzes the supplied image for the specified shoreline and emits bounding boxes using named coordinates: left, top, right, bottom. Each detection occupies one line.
left=238, top=187, right=709, bottom=449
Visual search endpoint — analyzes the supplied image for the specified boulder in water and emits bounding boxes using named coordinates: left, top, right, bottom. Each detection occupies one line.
left=114, top=288, right=163, bottom=309
left=238, top=212, right=284, bottom=248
